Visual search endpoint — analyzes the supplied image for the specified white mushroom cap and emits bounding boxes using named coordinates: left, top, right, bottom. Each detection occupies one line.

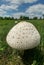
left=6, top=21, right=40, bottom=50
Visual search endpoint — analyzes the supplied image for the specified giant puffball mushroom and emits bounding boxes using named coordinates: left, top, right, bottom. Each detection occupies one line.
left=6, top=21, right=40, bottom=51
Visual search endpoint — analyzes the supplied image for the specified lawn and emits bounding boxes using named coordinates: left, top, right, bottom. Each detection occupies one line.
left=0, top=19, right=44, bottom=65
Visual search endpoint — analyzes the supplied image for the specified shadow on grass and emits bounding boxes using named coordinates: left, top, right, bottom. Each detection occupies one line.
left=22, top=48, right=44, bottom=65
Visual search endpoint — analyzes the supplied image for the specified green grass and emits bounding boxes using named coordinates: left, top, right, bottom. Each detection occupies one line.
left=0, top=19, right=44, bottom=65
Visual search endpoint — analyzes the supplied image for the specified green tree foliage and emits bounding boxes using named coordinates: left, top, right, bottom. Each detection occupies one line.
left=0, top=17, right=15, bottom=20
left=20, top=16, right=29, bottom=20
left=43, top=14, right=44, bottom=19
left=4, top=17, right=14, bottom=20
left=0, top=17, right=4, bottom=20
left=33, top=17, right=38, bottom=20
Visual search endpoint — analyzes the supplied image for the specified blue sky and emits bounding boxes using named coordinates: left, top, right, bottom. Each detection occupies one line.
left=0, top=0, right=44, bottom=18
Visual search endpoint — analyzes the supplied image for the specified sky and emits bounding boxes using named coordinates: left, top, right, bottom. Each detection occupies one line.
left=0, top=0, right=44, bottom=18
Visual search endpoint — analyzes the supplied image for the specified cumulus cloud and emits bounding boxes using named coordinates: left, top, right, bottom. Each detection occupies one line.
left=26, top=4, right=44, bottom=18
left=0, top=0, right=38, bottom=18
left=10, top=4, right=44, bottom=18
left=0, top=0, right=44, bottom=19
left=0, top=9, right=6, bottom=16
left=12, top=12, right=25, bottom=19
left=0, top=9, right=11, bottom=17
left=0, top=4, right=18, bottom=11
left=0, top=3, right=19, bottom=16
left=5, top=0, right=37, bottom=4
left=1, top=0, right=37, bottom=12
left=11, top=4, right=44, bottom=19
left=24, top=0, right=37, bottom=3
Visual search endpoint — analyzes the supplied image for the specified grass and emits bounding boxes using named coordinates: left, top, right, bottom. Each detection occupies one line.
left=0, top=19, right=44, bottom=65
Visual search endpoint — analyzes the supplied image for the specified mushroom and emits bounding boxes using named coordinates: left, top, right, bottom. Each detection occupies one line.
left=6, top=21, right=40, bottom=54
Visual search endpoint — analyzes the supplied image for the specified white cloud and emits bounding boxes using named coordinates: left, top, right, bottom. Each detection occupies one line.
left=0, top=4, right=18, bottom=11
left=0, top=2, right=44, bottom=18
left=12, top=12, right=25, bottom=19
left=24, top=0, right=37, bottom=3
left=0, top=9, right=6, bottom=16
left=0, top=4, right=18, bottom=16
left=26, top=4, right=44, bottom=18
left=3, top=0, right=37, bottom=12
left=0, top=0, right=38, bottom=17
left=12, top=4, right=44, bottom=19
left=5, top=0, right=37, bottom=4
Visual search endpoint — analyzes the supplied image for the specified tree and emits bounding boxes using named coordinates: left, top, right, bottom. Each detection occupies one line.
left=40, top=17, right=42, bottom=20
left=4, top=17, right=10, bottom=20
left=4, top=17, right=14, bottom=20
left=20, top=16, right=23, bottom=20
left=0, top=17, right=4, bottom=20
left=33, top=17, right=38, bottom=20
left=43, top=14, right=44, bottom=19
left=20, top=16, right=29, bottom=20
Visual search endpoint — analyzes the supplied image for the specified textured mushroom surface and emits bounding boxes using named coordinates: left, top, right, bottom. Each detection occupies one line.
left=6, top=21, right=40, bottom=50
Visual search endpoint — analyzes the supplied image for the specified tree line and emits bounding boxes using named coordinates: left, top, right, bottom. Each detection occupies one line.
left=0, top=15, right=44, bottom=20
